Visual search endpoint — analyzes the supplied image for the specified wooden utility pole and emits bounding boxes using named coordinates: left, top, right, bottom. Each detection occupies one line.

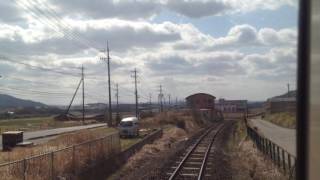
left=100, top=42, right=112, bottom=127
left=149, top=93, right=152, bottom=105
left=81, top=65, right=85, bottom=125
left=287, top=83, right=290, bottom=97
left=159, top=85, right=163, bottom=112
left=115, top=83, right=120, bottom=125
left=175, top=97, right=178, bottom=109
left=65, top=78, right=82, bottom=115
left=131, top=68, right=139, bottom=118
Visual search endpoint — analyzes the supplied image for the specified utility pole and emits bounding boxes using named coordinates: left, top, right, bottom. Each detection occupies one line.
left=176, top=97, right=178, bottom=109
left=149, top=93, right=152, bottom=105
left=81, top=65, right=85, bottom=125
left=131, top=68, right=139, bottom=118
left=159, top=85, right=163, bottom=112
left=287, top=83, right=290, bottom=97
left=100, top=42, right=112, bottom=127
left=168, top=94, right=171, bottom=106
left=115, top=83, right=120, bottom=125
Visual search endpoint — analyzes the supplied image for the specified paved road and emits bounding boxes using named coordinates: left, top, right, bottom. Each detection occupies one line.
left=0, top=123, right=107, bottom=148
left=249, top=118, right=296, bottom=156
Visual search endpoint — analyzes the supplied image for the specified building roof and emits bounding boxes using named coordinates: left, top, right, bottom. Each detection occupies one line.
left=218, top=99, right=247, bottom=103
left=185, top=93, right=216, bottom=100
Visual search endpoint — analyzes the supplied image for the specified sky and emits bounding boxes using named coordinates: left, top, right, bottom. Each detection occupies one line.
left=0, top=0, right=298, bottom=105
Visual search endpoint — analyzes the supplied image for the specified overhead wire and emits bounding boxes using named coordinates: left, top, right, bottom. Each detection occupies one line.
left=30, top=0, right=103, bottom=49
left=0, top=55, right=80, bottom=77
left=17, top=0, right=102, bottom=53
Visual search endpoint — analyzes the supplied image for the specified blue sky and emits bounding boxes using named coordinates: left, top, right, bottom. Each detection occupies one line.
left=153, top=5, right=297, bottom=37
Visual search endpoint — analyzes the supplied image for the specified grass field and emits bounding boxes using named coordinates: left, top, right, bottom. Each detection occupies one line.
left=0, top=116, right=93, bottom=133
left=0, top=127, right=117, bottom=163
left=265, top=112, right=296, bottom=129
left=120, top=137, right=142, bottom=150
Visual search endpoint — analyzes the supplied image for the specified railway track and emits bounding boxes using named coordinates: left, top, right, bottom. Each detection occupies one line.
left=164, top=122, right=226, bottom=180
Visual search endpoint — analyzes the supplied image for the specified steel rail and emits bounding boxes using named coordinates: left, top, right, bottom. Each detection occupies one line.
left=198, top=124, right=225, bottom=180
left=168, top=124, right=219, bottom=180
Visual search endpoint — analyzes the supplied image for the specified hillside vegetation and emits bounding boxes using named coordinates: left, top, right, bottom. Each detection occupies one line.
left=265, top=112, right=296, bottom=129
left=0, top=94, right=46, bottom=108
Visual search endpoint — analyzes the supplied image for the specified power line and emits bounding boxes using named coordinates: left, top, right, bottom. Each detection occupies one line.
left=0, top=55, right=80, bottom=76
left=16, top=0, right=102, bottom=53
left=2, top=76, right=71, bottom=88
left=0, top=90, right=71, bottom=99
left=30, top=0, right=103, bottom=49
left=0, top=86, right=73, bottom=96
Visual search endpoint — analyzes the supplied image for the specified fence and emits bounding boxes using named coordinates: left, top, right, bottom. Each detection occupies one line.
left=0, top=132, right=120, bottom=180
left=247, top=126, right=296, bottom=177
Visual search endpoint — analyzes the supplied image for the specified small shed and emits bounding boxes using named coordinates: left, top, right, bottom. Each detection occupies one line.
left=2, top=131, right=23, bottom=150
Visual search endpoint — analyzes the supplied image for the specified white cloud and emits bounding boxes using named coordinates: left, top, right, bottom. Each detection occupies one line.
left=258, top=28, right=297, bottom=46
left=166, top=0, right=230, bottom=18
left=224, top=0, right=297, bottom=13
left=42, top=0, right=296, bottom=20
left=0, top=0, right=298, bottom=103
left=203, top=25, right=297, bottom=50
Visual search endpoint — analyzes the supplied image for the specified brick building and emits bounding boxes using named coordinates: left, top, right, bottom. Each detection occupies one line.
left=185, top=93, right=216, bottom=110
left=185, top=93, right=222, bottom=121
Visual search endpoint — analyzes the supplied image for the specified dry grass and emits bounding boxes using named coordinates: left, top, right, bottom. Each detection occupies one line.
left=0, top=127, right=120, bottom=180
left=231, top=140, right=287, bottom=180
left=0, top=127, right=116, bottom=163
left=139, top=110, right=205, bottom=133
left=108, top=126, right=190, bottom=180
left=265, top=112, right=296, bottom=129
left=228, top=120, right=287, bottom=180
left=120, top=137, right=142, bottom=150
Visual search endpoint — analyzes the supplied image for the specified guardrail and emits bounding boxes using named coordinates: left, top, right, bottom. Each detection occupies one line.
left=247, top=126, right=296, bottom=178
left=0, top=132, right=120, bottom=180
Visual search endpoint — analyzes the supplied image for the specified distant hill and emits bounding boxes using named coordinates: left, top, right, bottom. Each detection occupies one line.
left=272, top=90, right=296, bottom=99
left=0, top=94, right=47, bottom=108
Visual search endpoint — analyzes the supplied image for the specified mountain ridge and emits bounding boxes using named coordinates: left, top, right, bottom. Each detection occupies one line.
left=0, top=94, right=47, bottom=108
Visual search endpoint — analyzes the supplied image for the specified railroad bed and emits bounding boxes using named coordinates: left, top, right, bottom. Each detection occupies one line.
left=162, top=122, right=227, bottom=180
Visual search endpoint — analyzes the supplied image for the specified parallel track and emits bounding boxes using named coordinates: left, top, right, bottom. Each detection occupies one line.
left=166, top=122, right=226, bottom=180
